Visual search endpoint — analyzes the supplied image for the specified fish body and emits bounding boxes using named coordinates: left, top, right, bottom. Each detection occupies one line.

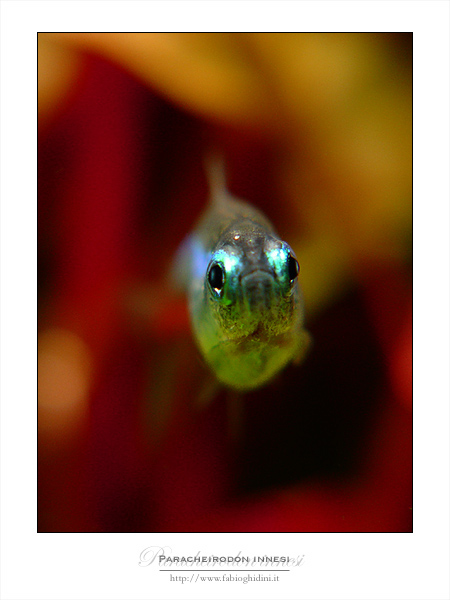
left=176, top=164, right=309, bottom=391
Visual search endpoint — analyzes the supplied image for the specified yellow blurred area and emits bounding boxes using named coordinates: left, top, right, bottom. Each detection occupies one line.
left=43, top=32, right=277, bottom=130
left=38, top=34, right=84, bottom=129
left=38, top=32, right=411, bottom=316
left=38, top=328, right=92, bottom=441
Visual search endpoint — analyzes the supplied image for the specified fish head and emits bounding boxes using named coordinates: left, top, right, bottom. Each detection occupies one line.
left=205, top=224, right=302, bottom=340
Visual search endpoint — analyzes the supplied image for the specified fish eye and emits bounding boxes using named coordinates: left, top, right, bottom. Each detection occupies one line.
left=287, top=254, right=299, bottom=282
left=208, top=263, right=225, bottom=293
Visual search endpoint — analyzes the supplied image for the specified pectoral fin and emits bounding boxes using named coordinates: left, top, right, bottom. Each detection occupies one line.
left=293, top=329, right=312, bottom=365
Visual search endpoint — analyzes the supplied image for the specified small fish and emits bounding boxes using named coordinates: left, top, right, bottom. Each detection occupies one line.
left=174, top=159, right=310, bottom=392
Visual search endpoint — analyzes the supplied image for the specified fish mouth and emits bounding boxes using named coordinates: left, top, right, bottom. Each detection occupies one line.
left=239, top=267, right=274, bottom=282
left=241, top=322, right=291, bottom=346
left=241, top=270, right=275, bottom=312
left=249, top=322, right=270, bottom=340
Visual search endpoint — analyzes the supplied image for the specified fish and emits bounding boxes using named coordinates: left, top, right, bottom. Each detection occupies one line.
left=174, top=158, right=310, bottom=392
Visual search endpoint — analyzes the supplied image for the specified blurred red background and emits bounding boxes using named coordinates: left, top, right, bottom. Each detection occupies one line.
left=38, top=33, right=412, bottom=532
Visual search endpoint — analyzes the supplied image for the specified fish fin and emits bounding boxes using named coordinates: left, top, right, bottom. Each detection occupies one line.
left=292, top=329, right=312, bottom=366
left=145, top=337, right=187, bottom=445
left=168, top=233, right=194, bottom=293
left=204, top=153, right=228, bottom=204
left=226, top=390, right=245, bottom=444
left=194, top=371, right=223, bottom=408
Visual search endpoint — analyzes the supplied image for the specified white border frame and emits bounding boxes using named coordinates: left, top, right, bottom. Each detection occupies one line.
left=1, top=3, right=449, bottom=599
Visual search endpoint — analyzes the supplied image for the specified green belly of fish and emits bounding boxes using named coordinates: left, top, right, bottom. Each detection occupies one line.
left=204, top=333, right=301, bottom=391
